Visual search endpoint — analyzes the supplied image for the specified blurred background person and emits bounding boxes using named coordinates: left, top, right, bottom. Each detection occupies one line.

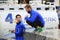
left=18, top=0, right=31, bottom=4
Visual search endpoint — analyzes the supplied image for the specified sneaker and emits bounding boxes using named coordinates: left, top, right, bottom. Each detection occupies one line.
left=34, top=29, right=38, bottom=32
left=37, top=27, right=43, bottom=33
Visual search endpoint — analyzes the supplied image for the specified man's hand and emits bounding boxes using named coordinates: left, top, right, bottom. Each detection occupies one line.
left=25, top=15, right=28, bottom=18
left=9, top=30, right=15, bottom=33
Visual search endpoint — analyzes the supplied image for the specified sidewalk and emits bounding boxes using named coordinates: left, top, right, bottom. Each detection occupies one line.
left=0, top=30, right=60, bottom=40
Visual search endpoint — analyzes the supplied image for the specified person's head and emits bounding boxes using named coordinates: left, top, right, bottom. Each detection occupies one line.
left=15, top=14, right=21, bottom=23
left=24, top=4, right=32, bottom=13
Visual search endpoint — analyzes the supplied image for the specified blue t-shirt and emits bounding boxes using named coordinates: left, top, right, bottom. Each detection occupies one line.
left=15, top=21, right=25, bottom=40
left=25, top=10, right=45, bottom=27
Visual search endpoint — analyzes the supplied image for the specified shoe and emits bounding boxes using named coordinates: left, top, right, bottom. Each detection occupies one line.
left=37, top=27, right=43, bottom=33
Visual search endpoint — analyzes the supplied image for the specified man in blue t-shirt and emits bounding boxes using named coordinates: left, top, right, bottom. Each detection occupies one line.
left=24, top=4, right=45, bottom=32
left=10, top=14, right=25, bottom=40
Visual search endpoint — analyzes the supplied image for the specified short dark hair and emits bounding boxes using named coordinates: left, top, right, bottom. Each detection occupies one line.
left=16, top=14, right=21, bottom=18
left=25, top=4, right=31, bottom=8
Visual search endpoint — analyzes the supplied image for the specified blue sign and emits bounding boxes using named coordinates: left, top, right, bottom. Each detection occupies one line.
left=5, top=13, right=13, bottom=23
left=44, top=17, right=56, bottom=22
